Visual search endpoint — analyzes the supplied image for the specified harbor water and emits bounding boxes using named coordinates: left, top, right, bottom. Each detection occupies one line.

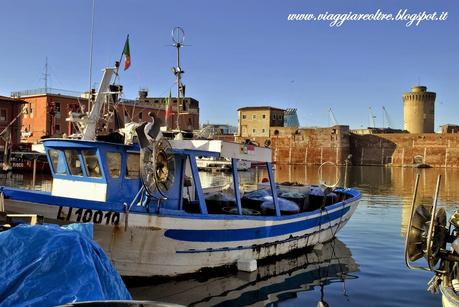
left=3, top=165, right=458, bottom=306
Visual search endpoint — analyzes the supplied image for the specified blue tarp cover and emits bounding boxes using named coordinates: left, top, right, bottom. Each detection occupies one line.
left=0, top=223, right=132, bottom=306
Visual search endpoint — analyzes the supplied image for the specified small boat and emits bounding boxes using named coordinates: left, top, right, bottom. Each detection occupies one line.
left=128, top=238, right=359, bottom=306
left=0, top=63, right=360, bottom=278
left=404, top=174, right=459, bottom=307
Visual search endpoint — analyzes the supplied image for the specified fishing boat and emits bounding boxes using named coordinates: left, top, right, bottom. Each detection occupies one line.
left=405, top=174, right=459, bottom=307
left=0, top=133, right=360, bottom=277
left=0, top=56, right=360, bottom=277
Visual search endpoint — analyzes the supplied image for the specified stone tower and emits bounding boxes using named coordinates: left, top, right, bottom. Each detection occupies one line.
left=403, top=86, right=436, bottom=133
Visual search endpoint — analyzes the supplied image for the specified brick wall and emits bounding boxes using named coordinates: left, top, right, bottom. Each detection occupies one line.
left=236, top=125, right=459, bottom=168
left=236, top=125, right=351, bottom=165
left=351, top=133, right=459, bottom=168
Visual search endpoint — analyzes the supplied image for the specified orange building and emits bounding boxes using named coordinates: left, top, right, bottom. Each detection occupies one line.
left=11, top=89, right=200, bottom=144
left=0, top=95, right=26, bottom=150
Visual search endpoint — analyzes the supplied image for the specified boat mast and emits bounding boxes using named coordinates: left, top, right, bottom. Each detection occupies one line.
left=81, top=67, right=116, bottom=140
left=88, top=0, right=96, bottom=112
left=171, top=27, right=185, bottom=131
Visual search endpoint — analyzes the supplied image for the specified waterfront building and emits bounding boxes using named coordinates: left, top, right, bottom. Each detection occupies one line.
left=351, top=127, right=406, bottom=135
left=237, top=106, right=285, bottom=138
left=123, top=90, right=199, bottom=132
left=10, top=88, right=199, bottom=144
left=403, top=86, right=436, bottom=133
left=0, top=95, right=25, bottom=150
left=441, top=124, right=459, bottom=134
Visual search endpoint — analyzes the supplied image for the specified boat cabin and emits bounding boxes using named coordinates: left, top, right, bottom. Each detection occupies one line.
left=42, top=138, right=350, bottom=217
left=43, top=139, right=141, bottom=206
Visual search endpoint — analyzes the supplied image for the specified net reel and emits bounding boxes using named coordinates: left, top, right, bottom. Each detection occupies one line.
left=405, top=175, right=449, bottom=272
left=135, top=117, right=176, bottom=199
left=406, top=204, right=447, bottom=267
left=140, top=138, right=176, bottom=199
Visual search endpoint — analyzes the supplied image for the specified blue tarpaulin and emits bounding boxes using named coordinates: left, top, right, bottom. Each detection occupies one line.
left=0, top=223, right=132, bottom=306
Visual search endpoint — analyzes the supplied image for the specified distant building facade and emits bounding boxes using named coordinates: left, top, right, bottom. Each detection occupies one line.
left=124, top=91, right=199, bottom=131
left=403, top=86, right=436, bottom=133
left=201, top=123, right=237, bottom=135
left=441, top=124, right=459, bottom=134
left=237, top=106, right=285, bottom=138
left=351, top=127, right=406, bottom=135
left=11, top=88, right=200, bottom=144
left=284, top=108, right=300, bottom=128
left=0, top=95, right=25, bottom=150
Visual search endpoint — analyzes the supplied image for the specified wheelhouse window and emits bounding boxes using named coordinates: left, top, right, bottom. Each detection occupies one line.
left=106, top=152, right=121, bottom=178
left=48, top=149, right=67, bottom=175
left=82, top=150, right=102, bottom=178
left=64, top=150, right=83, bottom=176
left=126, top=153, right=140, bottom=178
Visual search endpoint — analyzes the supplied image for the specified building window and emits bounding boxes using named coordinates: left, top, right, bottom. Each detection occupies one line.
left=262, top=114, right=266, bottom=119
left=22, top=105, right=28, bottom=117
left=252, top=114, right=256, bottom=119
left=55, top=124, right=61, bottom=133
left=242, top=115, right=246, bottom=119
left=252, top=128, right=256, bottom=133
left=0, top=109, right=7, bottom=121
left=29, top=103, right=33, bottom=117
left=272, top=114, right=275, bottom=120
left=262, top=128, right=266, bottom=133
left=55, top=102, right=61, bottom=113
left=138, top=112, right=143, bottom=120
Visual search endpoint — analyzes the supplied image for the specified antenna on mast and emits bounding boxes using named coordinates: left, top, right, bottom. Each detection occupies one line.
left=171, top=26, right=186, bottom=131
left=42, top=56, right=49, bottom=93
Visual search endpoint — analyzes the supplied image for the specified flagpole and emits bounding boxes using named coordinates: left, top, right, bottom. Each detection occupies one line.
left=113, top=34, right=129, bottom=85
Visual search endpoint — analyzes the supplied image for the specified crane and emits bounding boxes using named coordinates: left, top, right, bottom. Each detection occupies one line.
left=329, top=108, right=338, bottom=126
left=382, top=106, right=392, bottom=128
left=368, top=107, right=376, bottom=128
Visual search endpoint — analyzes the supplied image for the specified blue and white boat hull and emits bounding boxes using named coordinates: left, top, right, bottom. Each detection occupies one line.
left=3, top=190, right=359, bottom=277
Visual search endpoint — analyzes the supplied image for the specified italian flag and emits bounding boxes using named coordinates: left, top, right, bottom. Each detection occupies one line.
left=123, top=35, right=131, bottom=70
left=165, top=90, right=173, bottom=126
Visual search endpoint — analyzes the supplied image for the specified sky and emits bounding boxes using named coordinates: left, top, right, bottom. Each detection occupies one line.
left=0, top=0, right=458, bottom=129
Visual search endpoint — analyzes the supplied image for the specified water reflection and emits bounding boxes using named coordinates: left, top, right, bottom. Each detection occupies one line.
left=4, top=166, right=459, bottom=306
left=128, top=239, right=358, bottom=306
